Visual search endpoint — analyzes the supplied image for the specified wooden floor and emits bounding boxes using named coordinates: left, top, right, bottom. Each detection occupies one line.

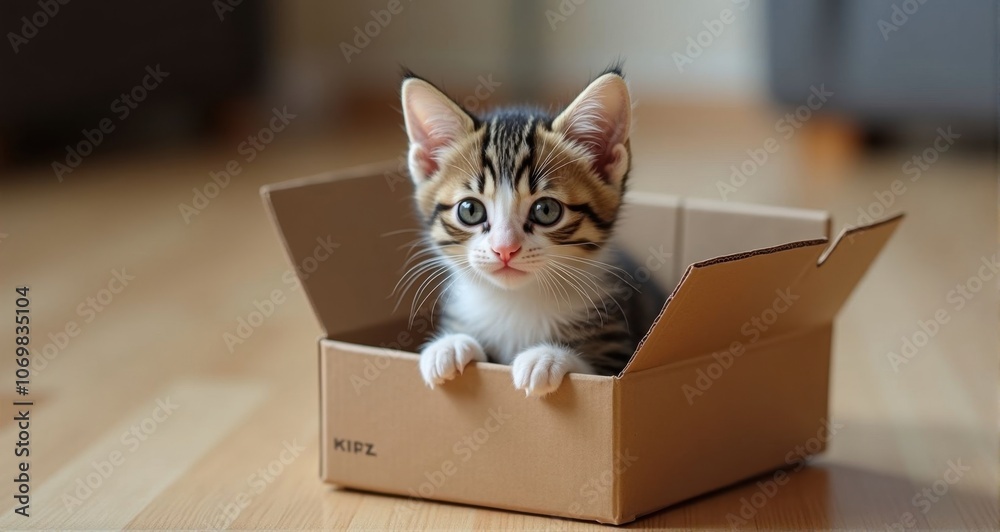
left=0, top=103, right=996, bottom=530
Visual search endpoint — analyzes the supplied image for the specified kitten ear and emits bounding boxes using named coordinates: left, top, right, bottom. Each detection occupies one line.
left=552, top=73, right=632, bottom=184
left=401, top=77, right=476, bottom=183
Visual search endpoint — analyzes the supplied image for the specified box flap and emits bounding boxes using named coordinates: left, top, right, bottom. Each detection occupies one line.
left=795, top=213, right=905, bottom=324
left=261, top=162, right=420, bottom=337
left=622, top=214, right=903, bottom=374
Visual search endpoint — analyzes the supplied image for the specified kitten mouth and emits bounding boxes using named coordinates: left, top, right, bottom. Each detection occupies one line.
left=493, top=265, right=527, bottom=276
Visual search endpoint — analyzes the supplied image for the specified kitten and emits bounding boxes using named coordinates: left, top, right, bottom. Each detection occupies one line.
left=400, top=67, right=664, bottom=397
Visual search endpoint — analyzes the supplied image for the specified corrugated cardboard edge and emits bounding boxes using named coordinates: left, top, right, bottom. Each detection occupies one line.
left=619, top=237, right=828, bottom=376
left=259, top=161, right=402, bottom=335
left=610, top=377, right=627, bottom=524
left=317, top=337, right=326, bottom=480
left=621, top=212, right=905, bottom=375
left=819, top=212, right=904, bottom=266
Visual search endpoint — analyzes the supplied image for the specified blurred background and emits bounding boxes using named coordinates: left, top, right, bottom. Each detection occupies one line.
left=0, top=1, right=996, bottom=529
left=1, top=0, right=995, bottom=164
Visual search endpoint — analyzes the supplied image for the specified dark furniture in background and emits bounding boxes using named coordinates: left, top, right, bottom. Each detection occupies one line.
left=767, top=0, right=995, bottom=144
left=0, top=1, right=267, bottom=164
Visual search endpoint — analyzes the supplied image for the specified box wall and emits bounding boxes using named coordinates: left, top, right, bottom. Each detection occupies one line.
left=679, top=197, right=831, bottom=267
left=616, top=324, right=833, bottom=520
left=320, top=340, right=620, bottom=522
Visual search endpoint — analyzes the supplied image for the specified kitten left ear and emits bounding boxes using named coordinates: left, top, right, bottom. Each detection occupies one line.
left=552, top=73, right=632, bottom=184
left=402, top=77, right=476, bottom=183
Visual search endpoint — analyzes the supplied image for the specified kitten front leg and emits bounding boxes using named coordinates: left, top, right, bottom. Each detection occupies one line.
left=512, top=344, right=595, bottom=397
left=419, top=333, right=487, bottom=389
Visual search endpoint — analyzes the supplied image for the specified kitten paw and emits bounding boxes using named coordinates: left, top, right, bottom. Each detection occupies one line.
left=419, top=333, right=486, bottom=389
left=511, top=345, right=589, bottom=397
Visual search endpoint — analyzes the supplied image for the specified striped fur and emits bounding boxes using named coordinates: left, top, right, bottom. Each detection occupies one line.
left=401, top=68, right=665, bottom=396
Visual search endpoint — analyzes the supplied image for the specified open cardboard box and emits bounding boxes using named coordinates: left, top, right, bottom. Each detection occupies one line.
left=261, top=161, right=902, bottom=525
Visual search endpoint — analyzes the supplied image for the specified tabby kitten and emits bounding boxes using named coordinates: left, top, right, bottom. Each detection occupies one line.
left=401, top=68, right=663, bottom=397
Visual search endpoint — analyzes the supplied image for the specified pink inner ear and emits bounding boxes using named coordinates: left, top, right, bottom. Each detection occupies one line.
left=411, top=144, right=438, bottom=178
left=565, top=117, right=626, bottom=181
left=556, top=76, right=631, bottom=183
left=403, top=79, right=475, bottom=181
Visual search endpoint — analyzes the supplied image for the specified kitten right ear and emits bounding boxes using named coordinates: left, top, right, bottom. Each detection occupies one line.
left=401, top=77, right=476, bottom=183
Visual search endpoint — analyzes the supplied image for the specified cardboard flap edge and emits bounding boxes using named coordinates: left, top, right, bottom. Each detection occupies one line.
left=620, top=237, right=830, bottom=375
left=259, top=161, right=403, bottom=335
left=819, top=212, right=905, bottom=266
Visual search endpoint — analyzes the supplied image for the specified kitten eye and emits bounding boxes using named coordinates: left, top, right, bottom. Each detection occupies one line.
left=530, top=198, right=562, bottom=226
left=456, top=198, right=487, bottom=225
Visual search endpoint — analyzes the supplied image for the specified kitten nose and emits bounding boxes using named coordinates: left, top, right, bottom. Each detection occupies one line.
left=491, top=243, right=521, bottom=264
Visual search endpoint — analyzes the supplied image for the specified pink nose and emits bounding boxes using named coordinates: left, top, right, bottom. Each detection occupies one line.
left=491, top=244, right=521, bottom=264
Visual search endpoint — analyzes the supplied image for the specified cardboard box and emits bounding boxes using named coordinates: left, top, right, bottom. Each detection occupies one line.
left=261, top=161, right=902, bottom=525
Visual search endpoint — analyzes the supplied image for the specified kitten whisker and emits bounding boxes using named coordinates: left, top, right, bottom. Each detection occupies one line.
left=549, top=253, right=638, bottom=290
left=452, top=150, right=482, bottom=183
left=427, top=264, right=474, bottom=323
left=393, top=262, right=447, bottom=312
left=534, top=267, right=558, bottom=312
left=547, top=261, right=605, bottom=326
left=548, top=241, right=604, bottom=251
left=533, top=142, right=561, bottom=185
left=444, top=161, right=478, bottom=183
left=409, top=259, right=472, bottom=322
left=392, top=256, right=471, bottom=317
left=551, top=259, right=630, bottom=331
left=381, top=228, right=425, bottom=237
left=534, top=153, right=593, bottom=184
left=409, top=265, right=454, bottom=321
left=540, top=267, right=570, bottom=311
left=392, top=256, right=453, bottom=296
left=550, top=261, right=610, bottom=324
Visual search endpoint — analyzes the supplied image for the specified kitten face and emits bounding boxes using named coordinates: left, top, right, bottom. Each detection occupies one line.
left=402, top=71, right=632, bottom=291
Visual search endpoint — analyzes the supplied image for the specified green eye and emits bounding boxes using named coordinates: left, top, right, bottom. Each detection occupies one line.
left=457, top=198, right=487, bottom=225
left=530, top=198, right=562, bottom=226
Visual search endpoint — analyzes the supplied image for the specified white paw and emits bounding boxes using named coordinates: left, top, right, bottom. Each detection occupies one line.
left=511, top=346, right=587, bottom=397
left=419, top=333, right=486, bottom=388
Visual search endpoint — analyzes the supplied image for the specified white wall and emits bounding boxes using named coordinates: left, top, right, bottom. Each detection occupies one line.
left=538, top=0, right=767, bottom=102
left=268, top=0, right=769, bottom=116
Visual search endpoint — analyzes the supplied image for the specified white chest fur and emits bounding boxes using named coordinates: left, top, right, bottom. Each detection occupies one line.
left=445, top=276, right=590, bottom=364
